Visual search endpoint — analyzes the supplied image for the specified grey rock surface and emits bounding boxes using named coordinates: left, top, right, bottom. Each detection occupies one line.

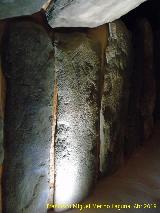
left=54, top=31, right=101, bottom=206
left=0, top=0, right=147, bottom=28
left=0, top=0, right=46, bottom=19
left=46, top=0, right=147, bottom=28
left=100, top=20, right=132, bottom=175
left=2, top=21, right=55, bottom=213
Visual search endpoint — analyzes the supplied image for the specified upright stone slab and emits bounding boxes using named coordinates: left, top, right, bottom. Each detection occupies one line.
left=54, top=31, right=101, bottom=207
left=127, top=18, right=156, bottom=154
left=100, top=20, right=132, bottom=175
left=2, top=21, right=55, bottom=213
left=0, top=67, right=5, bottom=213
left=138, top=18, right=156, bottom=140
left=0, top=21, right=6, bottom=213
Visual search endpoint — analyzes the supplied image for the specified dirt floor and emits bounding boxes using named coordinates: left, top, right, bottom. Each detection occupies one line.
left=64, top=123, right=160, bottom=213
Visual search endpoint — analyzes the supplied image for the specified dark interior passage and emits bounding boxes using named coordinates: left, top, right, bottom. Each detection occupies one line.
left=1, top=0, right=160, bottom=212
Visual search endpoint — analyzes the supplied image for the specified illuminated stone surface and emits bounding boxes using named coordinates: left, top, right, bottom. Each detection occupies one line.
left=2, top=21, right=55, bottom=213
left=54, top=31, right=101, bottom=206
left=0, top=0, right=147, bottom=28
left=100, top=20, right=133, bottom=175
left=46, top=0, right=147, bottom=28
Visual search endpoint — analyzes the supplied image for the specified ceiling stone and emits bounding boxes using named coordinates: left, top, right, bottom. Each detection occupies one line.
left=0, top=0, right=46, bottom=19
left=46, top=0, right=147, bottom=28
left=0, top=0, right=148, bottom=27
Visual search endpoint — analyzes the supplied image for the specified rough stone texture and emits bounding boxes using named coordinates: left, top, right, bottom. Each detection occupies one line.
left=0, top=0, right=148, bottom=28
left=100, top=20, right=132, bottom=175
left=54, top=31, right=101, bottom=207
left=46, top=0, right=147, bottom=28
left=2, top=21, right=55, bottom=213
left=0, top=0, right=47, bottom=20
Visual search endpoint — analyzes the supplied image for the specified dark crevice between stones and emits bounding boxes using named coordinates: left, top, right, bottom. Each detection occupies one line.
left=48, top=79, right=58, bottom=210
left=121, top=0, right=157, bottom=158
left=0, top=22, right=7, bottom=213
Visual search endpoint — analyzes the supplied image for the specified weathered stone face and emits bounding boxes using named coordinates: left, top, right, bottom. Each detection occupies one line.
left=0, top=0, right=147, bottom=28
left=100, top=20, right=133, bottom=174
left=53, top=31, right=101, bottom=207
left=2, top=21, right=55, bottom=213
left=45, top=0, right=147, bottom=28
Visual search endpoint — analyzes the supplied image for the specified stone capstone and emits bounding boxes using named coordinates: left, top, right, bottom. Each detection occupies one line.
left=45, top=0, right=147, bottom=28
left=0, top=0, right=148, bottom=28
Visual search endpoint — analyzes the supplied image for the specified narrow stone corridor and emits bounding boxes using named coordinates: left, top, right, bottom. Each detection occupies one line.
left=1, top=1, right=160, bottom=212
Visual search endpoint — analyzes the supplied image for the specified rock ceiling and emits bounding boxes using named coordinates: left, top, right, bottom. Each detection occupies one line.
left=0, top=0, right=147, bottom=27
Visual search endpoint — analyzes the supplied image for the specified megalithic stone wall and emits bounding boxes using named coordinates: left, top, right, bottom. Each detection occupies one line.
left=100, top=20, right=133, bottom=175
left=2, top=21, right=55, bottom=213
left=138, top=18, right=156, bottom=141
left=53, top=30, right=101, bottom=208
left=126, top=18, right=156, bottom=156
left=0, top=21, right=6, bottom=213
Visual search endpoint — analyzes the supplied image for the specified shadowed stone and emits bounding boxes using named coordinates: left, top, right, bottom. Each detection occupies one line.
left=2, top=21, right=55, bottom=213
left=0, top=21, right=6, bottom=213
left=0, top=0, right=47, bottom=20
left=54, top=31, right=101, bottom=207
left=100, top=20, right=133, bottom=175
left=0, top=22, right=6, bottom=166
left=127, top=18, right=156, bottom=155
left=138, top=19, right=156, bottom=140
